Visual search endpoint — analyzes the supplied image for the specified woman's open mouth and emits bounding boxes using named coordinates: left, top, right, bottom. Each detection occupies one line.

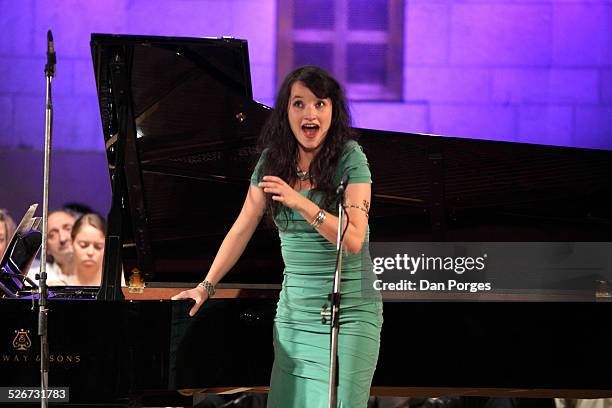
left=302, top=124, right=319, bottom=138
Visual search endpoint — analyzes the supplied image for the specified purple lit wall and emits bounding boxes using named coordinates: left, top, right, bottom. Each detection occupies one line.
left=0, top=0, right=277, bottom=151
left=0, top=0, right=611, bottom=219
left=0, top=0, right=277, bottom=218
left=351, top=2, right=612, bottom=150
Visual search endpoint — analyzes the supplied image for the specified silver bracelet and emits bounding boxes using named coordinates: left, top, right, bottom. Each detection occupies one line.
left=198, top=280, right=216, bottom=297
left=310, top=209, right=326, bottom=228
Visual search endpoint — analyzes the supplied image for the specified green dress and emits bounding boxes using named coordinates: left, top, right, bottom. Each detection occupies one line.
left=251, top=140, right=383, bottom=408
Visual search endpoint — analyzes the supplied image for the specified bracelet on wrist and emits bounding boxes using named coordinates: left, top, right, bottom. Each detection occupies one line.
left=198, top=280, right=216, bottom=297
left=310, top=209, right=326, bottom=228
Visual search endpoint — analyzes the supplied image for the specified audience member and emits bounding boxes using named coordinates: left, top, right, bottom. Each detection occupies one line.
left=0, top=209, right=17, bottom=258
left=28, top=207, right=81, bottom=285
left=65, top=213, right=106, bottom=286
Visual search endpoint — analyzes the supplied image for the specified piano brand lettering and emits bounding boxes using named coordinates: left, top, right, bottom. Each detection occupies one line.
left=3, top=330, right=81, bottom=365
left=372, top=254, right=487, bottom=275
left=1, top=353, right=81, bottom=364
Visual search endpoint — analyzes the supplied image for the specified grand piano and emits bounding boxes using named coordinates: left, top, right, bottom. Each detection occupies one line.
left=1, top=33, right=612, bottom=406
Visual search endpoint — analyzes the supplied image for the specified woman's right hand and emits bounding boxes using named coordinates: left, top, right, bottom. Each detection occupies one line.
left=171, top=286, right=209, bottom=317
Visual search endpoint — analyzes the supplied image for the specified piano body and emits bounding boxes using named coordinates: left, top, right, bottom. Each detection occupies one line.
left=1, top=34, right=612, bottom=405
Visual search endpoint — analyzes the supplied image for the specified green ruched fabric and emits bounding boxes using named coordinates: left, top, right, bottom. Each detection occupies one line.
left=251, top=140, right=383, bottom=408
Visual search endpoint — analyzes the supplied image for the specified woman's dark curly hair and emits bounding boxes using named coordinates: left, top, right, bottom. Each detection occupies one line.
left=256, top=65, right=355, bottom=228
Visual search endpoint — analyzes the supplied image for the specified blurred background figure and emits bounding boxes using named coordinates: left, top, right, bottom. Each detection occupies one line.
left=66, top=213, right=105, bottom=286
left=556, top=400, right=612, bottom=408
left=0, top=209, right=17, bottom=258
left=28, top=206, right=81, bottom=285
left=47, top=209, right=78, bottom=269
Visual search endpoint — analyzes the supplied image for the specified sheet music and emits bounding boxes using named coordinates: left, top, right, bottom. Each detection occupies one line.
left=14, top=203, right=41, bottom=235
left=0, top=204, right=41, bottom=296
left=1, top=203, right=39, bottom=265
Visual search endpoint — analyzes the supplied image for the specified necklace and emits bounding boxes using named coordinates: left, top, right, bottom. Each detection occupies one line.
left=297, top=167, right=310, bottom=181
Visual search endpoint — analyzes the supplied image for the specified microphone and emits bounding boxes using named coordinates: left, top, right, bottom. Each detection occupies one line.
left=45, top=30, right=56, bottom=77
left=336, top=173, right=350, bottom=196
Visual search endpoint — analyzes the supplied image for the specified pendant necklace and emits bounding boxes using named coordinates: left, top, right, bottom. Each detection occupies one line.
left=297, top=167, right=310, bottom=181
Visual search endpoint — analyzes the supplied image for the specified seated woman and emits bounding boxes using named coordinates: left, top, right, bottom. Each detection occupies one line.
left=66, top=213, right=106, bottom=286
left=0, top=209, right=16, bottom=258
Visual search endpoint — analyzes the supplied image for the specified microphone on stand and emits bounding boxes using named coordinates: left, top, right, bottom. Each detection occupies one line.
left=45, top=30, right=56, bottom=78
left=326, top=172, right=350, bottom=407
left=336, top=173, right=350, bottom=196
left=40, top=28, right=57, bottom=408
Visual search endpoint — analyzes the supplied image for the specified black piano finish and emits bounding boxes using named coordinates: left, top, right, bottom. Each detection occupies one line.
left=89, top=34, right=612, bottom=287
left=91, top=33, right=277, bottom=286
left=2, top=299, right=611, bottom=405
left=358, top=129, right=612, bottom=244
left=0, top=298, right=275, bottom=404
left=2, top=34, right=612, bottom=404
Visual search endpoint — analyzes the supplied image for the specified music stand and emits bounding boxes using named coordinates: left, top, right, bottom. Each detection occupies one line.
left=0, top=204, right=42, bottom=298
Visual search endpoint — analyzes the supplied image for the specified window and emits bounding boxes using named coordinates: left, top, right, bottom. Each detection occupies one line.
left=277, top=0, right=404, bottom=101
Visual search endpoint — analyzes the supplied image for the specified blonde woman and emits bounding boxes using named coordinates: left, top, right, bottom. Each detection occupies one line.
left=0, top=209, right=16, bottom=258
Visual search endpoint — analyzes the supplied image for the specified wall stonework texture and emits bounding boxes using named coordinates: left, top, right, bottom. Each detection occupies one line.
left=0, top=0, right=610, bottom=217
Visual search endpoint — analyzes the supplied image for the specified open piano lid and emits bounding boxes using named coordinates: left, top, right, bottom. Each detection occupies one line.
left=91, top=34, right=278, bottom=285
left=91, top=33, right=612, bottom=294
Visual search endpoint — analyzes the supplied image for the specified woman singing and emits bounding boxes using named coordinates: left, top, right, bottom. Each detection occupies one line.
left=173, top=65, right=382, bottom=407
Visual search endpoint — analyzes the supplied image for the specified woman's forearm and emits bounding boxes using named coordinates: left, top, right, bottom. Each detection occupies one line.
left=296, top=199, right=365, bottom=255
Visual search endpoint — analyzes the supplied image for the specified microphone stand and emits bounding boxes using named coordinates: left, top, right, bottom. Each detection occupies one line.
left=322, top=176, right=349, bottom=408
left=38, top=29, right=56, bottom=408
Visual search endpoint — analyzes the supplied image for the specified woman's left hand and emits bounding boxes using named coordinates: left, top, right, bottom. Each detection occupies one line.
left=258, top=176, right=305, bottom=210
